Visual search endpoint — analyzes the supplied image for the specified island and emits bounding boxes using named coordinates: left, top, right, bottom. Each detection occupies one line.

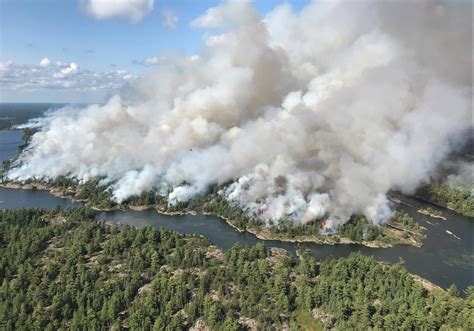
left=417, top=207, right=447, bottom=220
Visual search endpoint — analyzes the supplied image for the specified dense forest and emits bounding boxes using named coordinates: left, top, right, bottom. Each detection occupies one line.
left=0, top=208, right=471, bottom=330
left=202, top=195, right=423, bottom=246
left=416, top=184, right=474, bottom=217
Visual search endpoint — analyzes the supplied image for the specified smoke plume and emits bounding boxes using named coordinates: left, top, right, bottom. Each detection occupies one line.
left=8, top=0, right=472, bottom=227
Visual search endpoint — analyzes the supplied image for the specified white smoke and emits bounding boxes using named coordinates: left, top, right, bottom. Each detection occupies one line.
left=8, top=0, right=472, bottom=228
left=445, top=161, right=474, bottom=192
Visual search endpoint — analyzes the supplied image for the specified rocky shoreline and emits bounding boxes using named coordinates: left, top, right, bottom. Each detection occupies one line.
left=417, top=208, right=447, bottom=220
left=156, top=208, right=198, bottom=216
left=206, top=211, right=402, bottom=248
left=0, top=181, right=86, bottom=202
left=1, top=180, right=422, bottom=248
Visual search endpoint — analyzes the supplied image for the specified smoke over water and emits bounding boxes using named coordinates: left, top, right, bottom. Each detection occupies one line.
left=8, top=0, right=472, bottom=228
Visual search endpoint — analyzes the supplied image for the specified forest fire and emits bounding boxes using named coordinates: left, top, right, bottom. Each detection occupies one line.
left=6, top=0, right=471, bottom=229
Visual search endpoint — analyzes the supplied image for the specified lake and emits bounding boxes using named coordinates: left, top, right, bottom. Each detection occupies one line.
left=0, top=128, right=472, bottom=292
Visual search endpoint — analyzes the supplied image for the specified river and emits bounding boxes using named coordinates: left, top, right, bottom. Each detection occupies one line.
left=0, top=129, right=472, bottom=292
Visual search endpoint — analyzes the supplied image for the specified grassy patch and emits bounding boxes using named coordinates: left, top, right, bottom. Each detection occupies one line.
left=291, top=308, right=324, bottom=331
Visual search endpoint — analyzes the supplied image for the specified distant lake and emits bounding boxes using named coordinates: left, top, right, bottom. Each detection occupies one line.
left=0, top=102, right=89, bottom=130
left=0, top=130, right=22, bottom=164
left=0, top=103, right=63, bottom=129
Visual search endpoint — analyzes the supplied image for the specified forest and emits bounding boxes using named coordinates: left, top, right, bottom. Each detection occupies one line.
left=202, top=195, right=424, bottom=246
left=0, top=207, right=471, bottom=330
left=416, top=184, right=474, bottom=217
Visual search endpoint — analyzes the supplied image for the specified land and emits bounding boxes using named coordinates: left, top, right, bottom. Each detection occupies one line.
left=0, top=178, right=425, bottom=248
left=203, top=196, right=424, bottom=248
left=417, top=207, right=447, bottom=220
left=415, top=184, right=474, bottom=217
left=0, top=207, right=471, bottom=330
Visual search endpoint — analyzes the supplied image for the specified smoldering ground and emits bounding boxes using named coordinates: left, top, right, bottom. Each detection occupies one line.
left=8, top=0, right=473, bottom=228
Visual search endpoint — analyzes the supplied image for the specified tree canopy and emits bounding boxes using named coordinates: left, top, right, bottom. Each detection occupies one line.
left=0, top=207, right=471, bottom=330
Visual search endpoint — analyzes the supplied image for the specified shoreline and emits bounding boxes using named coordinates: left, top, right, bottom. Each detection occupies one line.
left=1, top=181, right=421, bottom=248
left=413, top=195, right=462, bottom=215
left=198, top=212, right=405, bottom=248
left=416, top=208, right=447, bottom=220
left=156, top=208, right=198, bottom=216
left=398, top=191, right=472, bottom=218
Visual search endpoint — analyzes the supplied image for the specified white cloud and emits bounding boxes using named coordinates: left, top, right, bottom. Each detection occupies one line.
left=191, top=6, right=222, bottom=28
left=160, top=9, right=178, bottom=29
left=54, top=62, right=79, bottom=78
left=0, top=59, right=136, bottom=94
left=144, top=57, right=158, bottom=65
left=39, top=58, right=51, bottom=67
left=189, top=54, right=200, bottom=62
left=133, top=55, right=169, bottom=66
left=205, top=34, right=229, bottom=47
left=0, top=60, right=13, bottom=71
left=81, top=0, right=154, bottom=22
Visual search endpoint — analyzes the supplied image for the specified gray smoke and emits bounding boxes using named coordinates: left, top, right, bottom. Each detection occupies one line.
left=8, top=0, right=472, bottom=228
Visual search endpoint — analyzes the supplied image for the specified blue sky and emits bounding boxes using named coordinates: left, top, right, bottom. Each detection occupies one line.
left=0, top=0, right=309, bottom=103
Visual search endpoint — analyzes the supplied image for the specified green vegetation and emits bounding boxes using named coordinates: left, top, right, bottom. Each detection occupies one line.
left=125, top=190, right=162, bottom=207
left=203, top=194, right=264, bottom=229
left=424, top=207, right=443, bottom=218
left=74, top=180, right=116, bottom=209
left=0, top=175, right=426, bottom=246
left=416, top=184, right=474, bottom=217
left=375, top=211, right=424, bottom=246
left=337, top=212, right=424, bottom=247
left=340, top=216, right=382, bottom=242
left=426, top=207, right=443, bottom=218
left=290, top=308, right=324, bottom=331
left=1, top=160, right=10, bottom=177
left=203, top=196, right=423, bottom=246
left=417, top=207, right=446, bottom=220
left=1, top=208, right=472, bottom=330
left=393, top=211, right=421, bottom=233
left=18, top=128, right=36, bottom=152
left=204, top=195, right=399, bottom=245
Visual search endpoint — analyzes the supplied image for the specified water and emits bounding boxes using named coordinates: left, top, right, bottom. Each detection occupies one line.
left=0, top=103, right=66, bottom=130
left=0, top=127, right=472, bottom=292
left=0, top=130, right=23, bottom=162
